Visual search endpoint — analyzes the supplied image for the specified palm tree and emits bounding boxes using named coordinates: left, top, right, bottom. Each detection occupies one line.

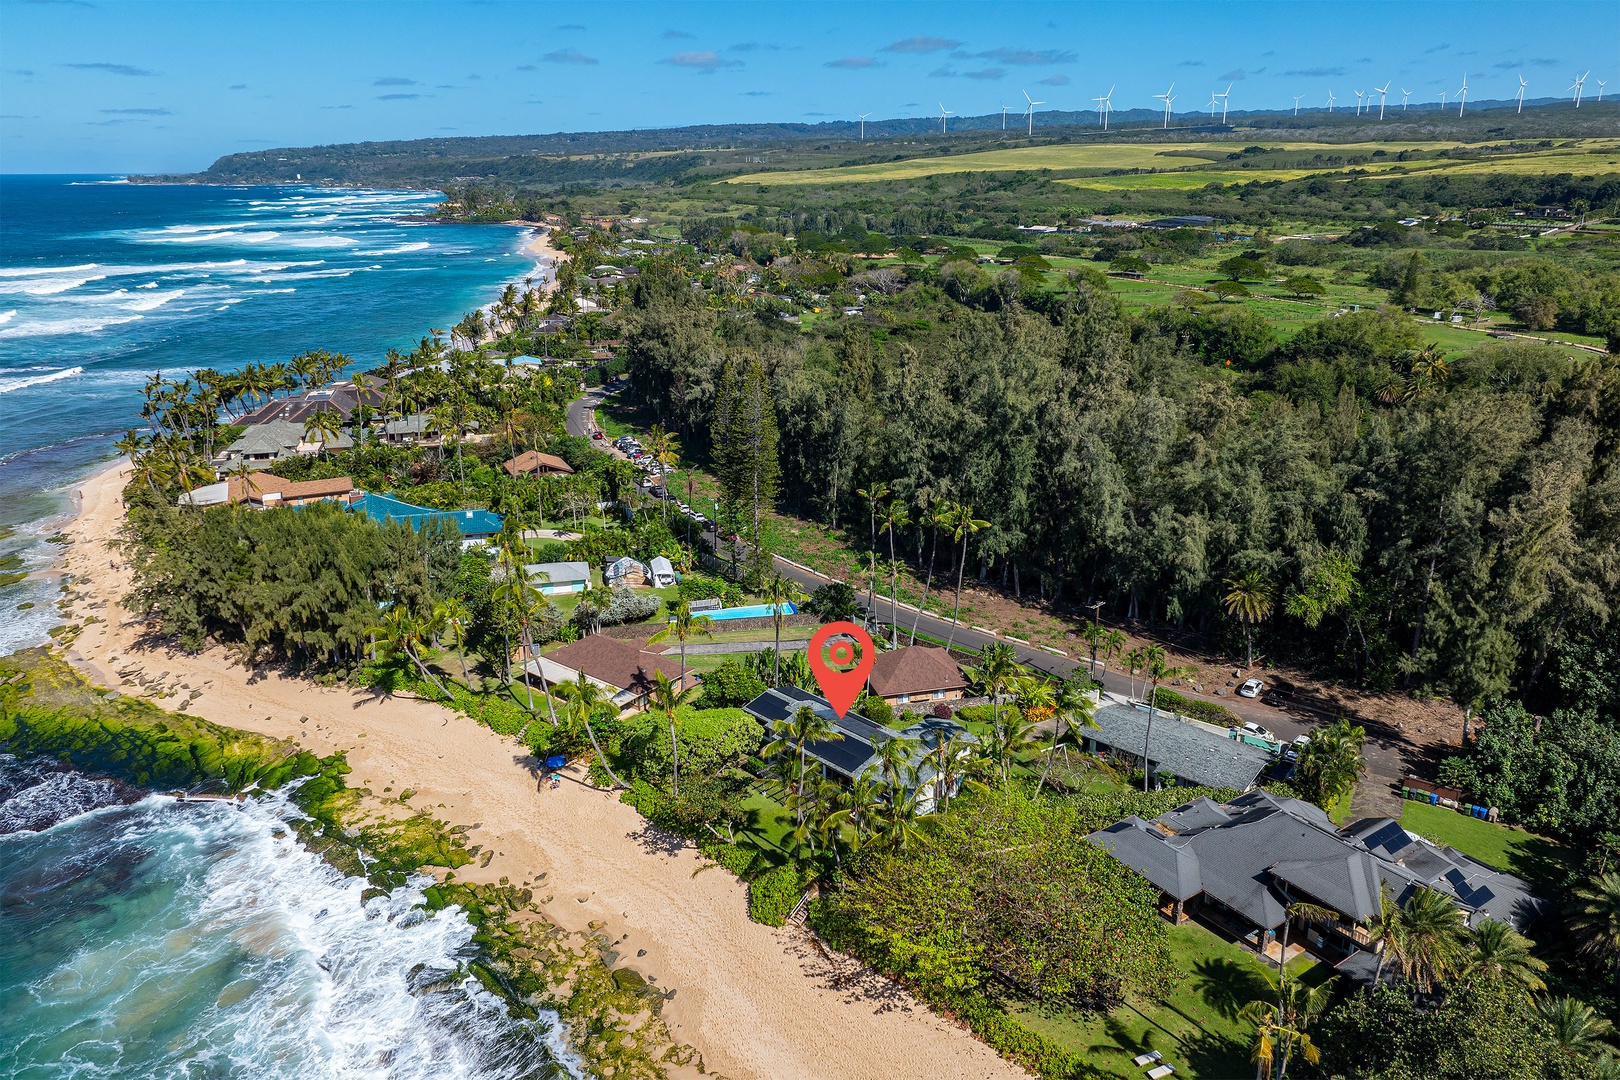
left=1369, top=883, right=1404, bottom=983
left=1141, top=645, right=1197, bottom=791
left=648, top=669, right=701, bottom=797
left=908, top=496, right=952, bottom=646
left=557, top=671, right=627, bottom=790
left=1540, top=996, right=1616, bottom=1060
left=1465, top=918, right=1548, bottom=995
left=1294, top=718, right=1366, bottom=811
left=1102, top=627, right=1127, bottom=674
left=302, top=407, right=344, bottom=457
left=943, top=502, right=991, bottom=649
left=878, top=499, right=911, bottom=645
left=647, top=599, right=715, bottom=684
left=1080, top=620, right=1107, bottom=676
left=963, top=642, right=1021, bottom=772
left=1571, top=872, right=1620, bottom=994
left=1395, top=886, right=1470, bottom=995
left=369, top=606, right=453, bottom=704
left=759, top=572, right=806, bottom=686
left=855, top=483, right=890, bottom=624
left=1123, top=645, right=1147, bottom=701
left=1223, top=570, right=1276, bottom=669
left=1035, top=677, right=1099, bottom=795
left=762, top=704, right=844, bottom=853
left=1239, top=975, right=1333, bottom=1079
left=871, top=731, right=918, bottom=795
left=491, top=550, right=559, bottom=730
left=431, top=597, right=473, bottom=687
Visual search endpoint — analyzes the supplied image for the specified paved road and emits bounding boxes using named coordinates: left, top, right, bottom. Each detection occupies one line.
left=565, top=387, right=610, bottom=438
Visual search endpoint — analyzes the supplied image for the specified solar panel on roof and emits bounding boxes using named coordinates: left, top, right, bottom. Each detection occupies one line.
left=1361, top=820, right=1410, bottom=853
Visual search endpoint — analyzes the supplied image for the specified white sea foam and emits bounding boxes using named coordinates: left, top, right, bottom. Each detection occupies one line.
left=0, top=310, right=14, bottom=324
left=0, top=365, right=85, bottom=393
left=359, top=241, right=432, bottom=255
left=0, top=314, right=142, bottom=340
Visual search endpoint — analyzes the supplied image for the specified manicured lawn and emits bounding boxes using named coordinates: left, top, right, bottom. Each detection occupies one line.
left=1017, top=921, right=1322, bottom=1079
left=1399, top=800, right=1573, bottom=889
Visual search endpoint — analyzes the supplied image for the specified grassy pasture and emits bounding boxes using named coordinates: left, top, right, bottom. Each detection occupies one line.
left=728, top=137, right=1620, bottom=189
left=728, top=139, right=1476, bottom=185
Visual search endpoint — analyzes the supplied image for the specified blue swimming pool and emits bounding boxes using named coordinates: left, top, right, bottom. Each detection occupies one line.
left=703, top=602, right=798, bottom=621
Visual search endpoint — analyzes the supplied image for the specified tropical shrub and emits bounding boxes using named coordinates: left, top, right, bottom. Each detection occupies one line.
left=747, top=864, right=804, bottom=927
left=695, top=659, right=766, bottom=709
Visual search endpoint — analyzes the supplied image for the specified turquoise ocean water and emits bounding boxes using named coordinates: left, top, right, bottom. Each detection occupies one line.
left=0, top=175, right=535, bottom=654
left=0, top=178, right=568, bottom=1076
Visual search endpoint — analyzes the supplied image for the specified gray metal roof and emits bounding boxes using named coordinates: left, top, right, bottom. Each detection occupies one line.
left=1088, top=792, right=1549, bottom=934
left=1090, top=817, right=1203, bottom=900
left=1088, top=704, right=1273, bottom=790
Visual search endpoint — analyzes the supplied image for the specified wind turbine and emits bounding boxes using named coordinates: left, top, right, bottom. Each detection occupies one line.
left=1326, top=90, right=1336, bottom=112
left=1374, top=82, right=1390, bottom=120
left=1354, top=89, right=1365, bottom=115
left=1216, top=83, right=1233, bottom=124
left=1568, top=71, right=1588, bottom=107
left=1440, top=87, right=1449, bottom=108
left=1456, top=73, right=1468, bottom=116
left=1154, top=83, right=1175, bottom=129
left=1292, top=93, right=1304, bottom=116
left=858, top=112, right=870, bottom=140
left=1598, top=79, right=1608, bottom=102
left=1515, top=76, right=1527, bottom=113
left=999, top=101, right=1009, bottom=130
left=1022, top=89, right=1045, bottom=135
left=1401, top=87, right=1412, bottom=110
left=1206, top=90, right=1220, bottom=119
left=938, top=102, right=952, bottom=133
left=1093, top=85, right=1114, bottom=130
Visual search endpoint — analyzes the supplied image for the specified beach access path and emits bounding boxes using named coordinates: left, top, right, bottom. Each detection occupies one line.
left=54, top=462, right=1027, bottom=1080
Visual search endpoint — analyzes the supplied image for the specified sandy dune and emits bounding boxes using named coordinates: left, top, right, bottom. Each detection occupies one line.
left=53, top=462, right=1026, bottom=1080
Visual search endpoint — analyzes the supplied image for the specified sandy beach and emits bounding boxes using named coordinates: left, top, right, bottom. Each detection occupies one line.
left=52, top=461, right=1026, bottom=1080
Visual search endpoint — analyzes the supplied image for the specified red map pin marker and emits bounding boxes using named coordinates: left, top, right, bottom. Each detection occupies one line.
left=807, top=621, right=876, bottom=719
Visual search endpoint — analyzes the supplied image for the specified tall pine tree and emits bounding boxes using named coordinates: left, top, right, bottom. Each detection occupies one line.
left=712, top=352, right=780, bottom=579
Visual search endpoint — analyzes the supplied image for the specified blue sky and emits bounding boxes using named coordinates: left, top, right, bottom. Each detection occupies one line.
left=1, top=0, right=1614, bottom=173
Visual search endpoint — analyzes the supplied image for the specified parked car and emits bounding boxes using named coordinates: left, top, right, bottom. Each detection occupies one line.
left=591, top=431, right=604, bottom=440
left=1240, top=721, right=1276, bottom=741
left=1237, top=678, right=1265, bottom=698
left=1262, top=679, right=1296, bottom=708
left=1284, top=734, right=1310, bottom=760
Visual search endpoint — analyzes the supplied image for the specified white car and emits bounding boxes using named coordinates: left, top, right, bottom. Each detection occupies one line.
left=1238, top=678, right=1265, bottom=698
left=1240, top=721, right=1276, bottom=742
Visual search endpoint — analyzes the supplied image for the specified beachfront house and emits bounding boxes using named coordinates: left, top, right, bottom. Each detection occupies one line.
left=647, top=555, right=677, bottom=588
left=866, top=645, right=968, bottom=707
left=605, top=556, right=648, bottom=588
left=742, top=685, right=977, bottom=813
left=523, top=561, right=592, bottom=595
left=236, top=381, right=384, bottom=428
left=219, top=420, right=353, bottom=467
left=527, top=635, right=692, bottom=717
left=1079, top=701, right=1274, bottom=791
left=346, top=491, right=503, bottom=548
left=1088, top=789, right=1548, bottom=982
left=503, top=450, right=575, bottom=478
left=181, top=474, right=355, bottom=509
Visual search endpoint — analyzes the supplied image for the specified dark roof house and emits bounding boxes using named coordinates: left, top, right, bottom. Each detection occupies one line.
left=529, top=634, right=691, bottom=716
left=1088, top=789, right=1549, bottom=979
left=1083, top=703, right=1274, bottom=791
left=742, top=686, right=977, bottom=813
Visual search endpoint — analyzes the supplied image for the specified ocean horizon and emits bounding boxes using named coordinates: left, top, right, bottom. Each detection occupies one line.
left=0, top=174, right=535, bottom=655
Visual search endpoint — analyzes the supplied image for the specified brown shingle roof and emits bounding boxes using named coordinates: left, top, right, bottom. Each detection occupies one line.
left=278, top=476, right=355, bottom=500
left=504, top=450, right=574, bottom=477
left=867, top=646, right=967, bottom=698
left=227, top=474, right=353, bottom=503
left=544, top=634, right=688, bottom=693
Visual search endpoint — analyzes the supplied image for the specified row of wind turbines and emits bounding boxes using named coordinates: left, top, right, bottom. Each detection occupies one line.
left=855, top=70, right=1608, bottom=139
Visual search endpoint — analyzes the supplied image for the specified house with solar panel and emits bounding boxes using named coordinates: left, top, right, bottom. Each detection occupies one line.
left=1088, top=789, right=1548, bottom=984
left=742, top=685, right=977, bottom=813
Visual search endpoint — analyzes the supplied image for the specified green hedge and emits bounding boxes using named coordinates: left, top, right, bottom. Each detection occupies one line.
left=1150, top=688, right=1239, bottom=727
left=937, top=993, right=1097, bottom=1080
left=747, top=864, right=804, bottom=927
